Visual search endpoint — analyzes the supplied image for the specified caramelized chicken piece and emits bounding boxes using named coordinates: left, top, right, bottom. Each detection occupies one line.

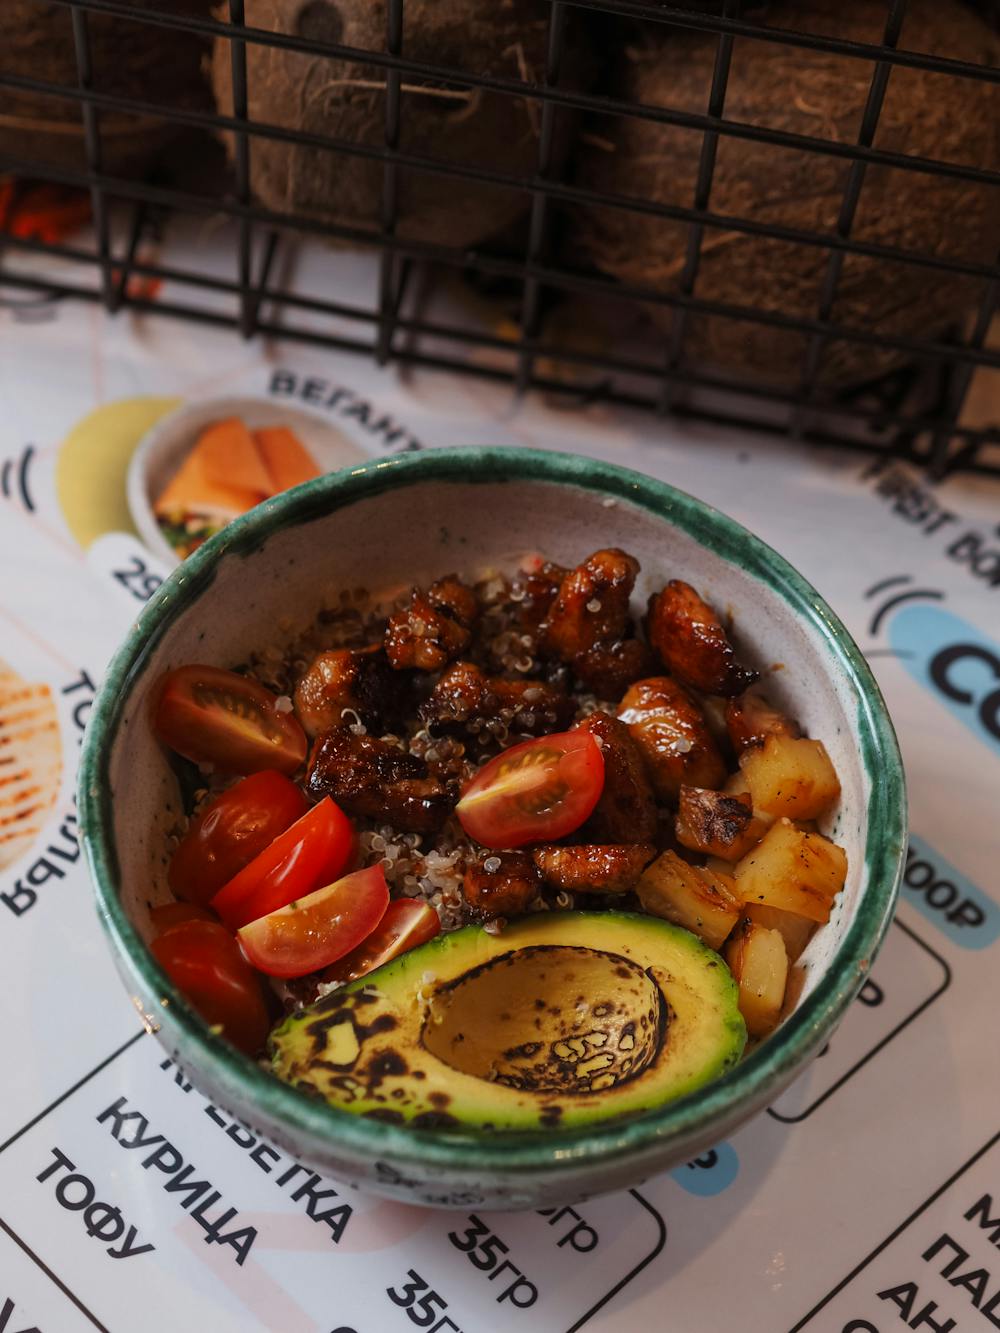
left=675, top=785, right=765, bottom=861
left=306, top=727, right=453, bottom=833
left=647, top=580, right=757, bottom=696
left=422, top=661, right=574, bottom=735
left=462, top=851, right=540, bottom=919
left=379, top=777, right=454, bottom=833
left=532, top=843, right=657, bottom=895
left=385, top=575, right=478, bottom=671
left=574, top=712, right=658, bottom=843
left=617, top=676, right=727, bottom=803
left=422, top=660, right=490, bottom=723
left=725, top=688, right=802, bottom=754
left=541, top=549, right=640, bottom=661
left=515, top=561, right=567, bottom=632
left=429, top=574, right=479, bottom=628
left=294, top=646, right=401, bottom=739
left=490, top=678, right=576, bottom=732
left=570, top=637, right=653, bottom=700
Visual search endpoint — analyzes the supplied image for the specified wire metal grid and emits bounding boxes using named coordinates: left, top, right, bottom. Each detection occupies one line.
left=1, top=0, right=999, bottom=476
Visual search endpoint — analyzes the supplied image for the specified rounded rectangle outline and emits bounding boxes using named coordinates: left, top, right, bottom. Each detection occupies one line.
left=0, top=1031, right=666, bottom=1333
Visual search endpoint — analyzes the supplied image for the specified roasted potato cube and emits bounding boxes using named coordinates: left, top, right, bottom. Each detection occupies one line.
left=637, top=849, right=741, bottom=951
left=739, top=734, right=841, bottom=820
left=734, top=819, right=848, bottom=924
left=744, top=902, right=816, bottom=962
left=704, top=855, right=736, bottom=878
left=675, top=785, right=770, bottom=861
left=723, top=768, right=774, bottom=829
left=725, top=920, right=788, bottom=1038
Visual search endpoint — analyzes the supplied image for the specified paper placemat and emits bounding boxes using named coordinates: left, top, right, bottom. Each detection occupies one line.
left=2, top=262, right=998, bottom=1333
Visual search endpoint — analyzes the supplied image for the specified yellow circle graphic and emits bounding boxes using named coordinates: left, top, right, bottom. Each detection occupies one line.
left=56, top=396, right=181, bottom=549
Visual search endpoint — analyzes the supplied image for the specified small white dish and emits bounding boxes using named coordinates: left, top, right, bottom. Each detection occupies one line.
left=126, top=395, right=369, bottom=565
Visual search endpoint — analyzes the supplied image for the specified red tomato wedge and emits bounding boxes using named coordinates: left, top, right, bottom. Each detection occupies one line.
left=456, top=729, right=605, bottom=849
left=314, top=897, right=441, bottom=988
left=169, top=771, right=308, bottom=906
left=150, top=901, right=217, bottom=933
left=151, top=919, right=270, bottom=1056
left=211, top=796, right=355, bottom=930
left=153, top=665, right=307, bottom=776
left=237, top=865, right=390, bottom=979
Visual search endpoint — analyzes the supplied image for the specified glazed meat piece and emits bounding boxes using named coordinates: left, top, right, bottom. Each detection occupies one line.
left=490, top=678, right=576, bottom=733
left=540, top=549, right=640, bottom=661
left=725, top=688, right=801, bottom=754
left=574, top=712, right=658, bottom=843
left=306, top=726, right=453, bottom=833
left=571, top=637, right=653, bottom=700
left=422, top=661, right=574, bottom=735
left=647, top=580, right=758, bottom=696
left=617, top=676, right=727, bottom=803
left=675, top=785, right=762, bottom=861
left=422, top=660, right=490, bottom=723
left=462, top=851, right=541, bottom=920
left=377, top=777, right=455, bottom=834
left=514, top=561, right=567, bottom=632
left=294, top=646, right=402, bottom=739
left=385, top=575, right=478, bottom=671
left=428, top=574, right=479, bottom=628
left=532, top=843, right=657, bottom=895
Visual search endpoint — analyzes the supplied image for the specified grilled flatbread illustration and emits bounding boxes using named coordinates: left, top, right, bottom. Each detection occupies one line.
left=0, top=662, right=62, bottom=873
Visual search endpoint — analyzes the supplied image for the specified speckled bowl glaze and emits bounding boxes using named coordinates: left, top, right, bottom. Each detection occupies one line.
left=79, top=447, right=906, bottom=1210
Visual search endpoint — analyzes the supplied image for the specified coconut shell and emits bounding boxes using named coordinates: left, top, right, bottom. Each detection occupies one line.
left=573, top=0, right=1000, bottom=389
left=211, top=0, right=589, bottom=249
left=1, top=1, right=213, bottom=176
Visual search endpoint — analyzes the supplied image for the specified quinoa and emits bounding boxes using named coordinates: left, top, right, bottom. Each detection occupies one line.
left=217, top=555, right=632, bottom=1007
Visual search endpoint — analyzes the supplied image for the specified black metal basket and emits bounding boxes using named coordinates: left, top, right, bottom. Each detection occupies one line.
left=1, top=0, right=998, bottom=477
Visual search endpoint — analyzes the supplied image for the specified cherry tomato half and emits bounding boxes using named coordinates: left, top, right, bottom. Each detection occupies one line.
left=237, top=865, right=390, bottom=979
left=168, top=771, right=308, bottom=906
left=154, top=665, right=307, bottom=776
left=211, top=796, right=355, bottom=930
left=456, top=729, right=605, bottom=849
left=151, top=919, right=270, bottom=1056
left=314, top=897, right=441, bottom=988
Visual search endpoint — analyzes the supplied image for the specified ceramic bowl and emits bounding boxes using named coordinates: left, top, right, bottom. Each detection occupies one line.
left=80, top=447, right=906, bottom=1210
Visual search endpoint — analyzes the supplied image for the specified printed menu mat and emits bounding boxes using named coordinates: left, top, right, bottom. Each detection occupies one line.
left=1, top=261, right=999, bottom=1333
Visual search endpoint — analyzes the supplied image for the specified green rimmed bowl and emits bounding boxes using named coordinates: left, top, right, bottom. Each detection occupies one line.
left=79, top=446, right=906, bottom=1209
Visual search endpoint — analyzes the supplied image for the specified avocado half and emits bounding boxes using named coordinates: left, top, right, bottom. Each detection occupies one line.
left=270, top=911, right=747, bottom=1132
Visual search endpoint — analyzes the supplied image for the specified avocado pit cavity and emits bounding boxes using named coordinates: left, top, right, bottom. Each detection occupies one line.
left=421, top=945, right=666, bottom=1095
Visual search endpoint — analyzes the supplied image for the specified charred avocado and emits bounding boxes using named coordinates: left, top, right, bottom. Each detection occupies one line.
left=270, top=911, right=746, bottom=1131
